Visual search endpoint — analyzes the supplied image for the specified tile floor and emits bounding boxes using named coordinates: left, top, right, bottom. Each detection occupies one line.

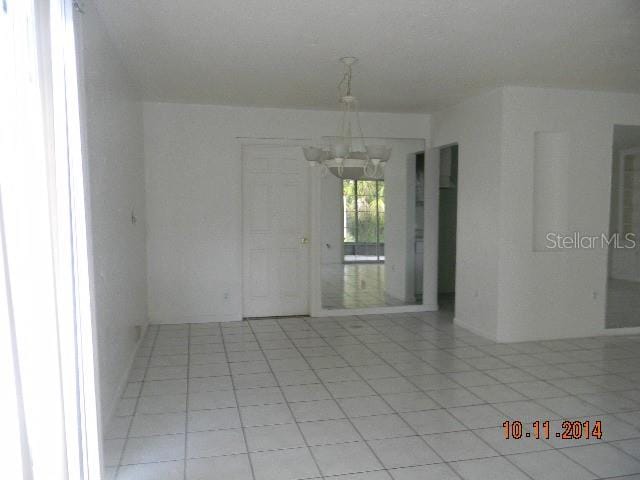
left=104, top=309, right=640, bottom=480
left=321, top=264, right=415, bottom=309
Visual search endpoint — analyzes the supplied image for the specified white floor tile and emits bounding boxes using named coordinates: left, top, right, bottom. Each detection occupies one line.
left=474, top=426, right=552, bottom=455
left=186, top=454, right=253, bottom=480
left=129, top=412, right=186, bottom=437
left=142, top=379, right=188, bottom=396
left=400, top=409, right=466, bottom=435
left=447, top=404, right=504, bottom=429
left=562, top=443, right=640, bottom=477
left=450, top=456, right=530, bottom=480
left=187, top=407, right=240, bottom=432
left=250, top=447, right=320, bottom=480
left=299, top=419, right=362, bottom=445
left=136, top=394, right=187, bottom=414
left=104, top=314, right=640, bottom=480
left=368, top=435, right=440, bottom=468
left=338, top=396, right=394, bottom=417
left=290, top=399, right=346, bottom=422
left=103, top=438, right=126, bottom=467
left=104, top=416, right=132, bottom=440
left=381, top=392, right=439, bottom=413
left=117, top=460, right=184, bottom=480
left=351, top=414, right=414, bottom=440
left=613, top=438, right=640, bottom=460
left=240, top=403, right=294, bottom=427
left=507, top=450, right=596, bottom=480
left=245, top=423, right=306, bottom=451
left=389, top=463, right=460, bottom=480
left=423, top=431, right=498, bottom=462
left=187, top=390, right=236, bottom=410
left=282, top=383, right=332, bottom=402
left=311, top=441, right=382, bottom=476
left=326, top=380, right=377, bottom=398
left=186, top=429, right=246, bottom=458
left=121, top=434, right=185, bottom=465
left=235, top=386, right=285, bottom=406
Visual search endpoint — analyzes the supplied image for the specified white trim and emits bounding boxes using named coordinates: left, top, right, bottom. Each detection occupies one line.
left=151, top=314, right=241, bottom=324
left=315, top=304, right=438, bottom=317
left=310, top=164, right=323, bottom=316
left=104, top=324, right=147, bottom=429
left=600, top=325, right=640, bottom=336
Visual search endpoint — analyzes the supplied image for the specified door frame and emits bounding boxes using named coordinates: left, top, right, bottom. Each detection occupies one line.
left=605, top=145, right=640, bottom=331
left=240, top=139, right=312, bottom=318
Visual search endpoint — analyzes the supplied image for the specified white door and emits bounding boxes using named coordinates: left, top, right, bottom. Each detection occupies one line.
left=242, top=145, right=310, bottom=317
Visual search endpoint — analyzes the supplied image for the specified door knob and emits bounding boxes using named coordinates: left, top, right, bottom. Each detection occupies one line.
left=301, top=237, right=309, bottom=244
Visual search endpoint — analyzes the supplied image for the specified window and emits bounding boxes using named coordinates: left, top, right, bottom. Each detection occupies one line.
left=343, top=179, right=385, bottom=262
left=1, top=0, right=101, bottom=478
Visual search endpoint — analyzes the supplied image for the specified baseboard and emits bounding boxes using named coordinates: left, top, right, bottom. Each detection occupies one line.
left=314, top=303, right=439, bottom=317
left=453, top=316, right=497, bottom=342
left=103, top=322, right=148, bottom=434
left=150, top=313, right=242, bottom=324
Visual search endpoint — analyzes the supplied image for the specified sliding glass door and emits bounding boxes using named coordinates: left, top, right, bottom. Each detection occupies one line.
left=343, top=179, right=385, bottom=263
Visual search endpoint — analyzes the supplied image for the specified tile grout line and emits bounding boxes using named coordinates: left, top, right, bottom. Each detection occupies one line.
left=244, top=318, right=328, bottom=480
left=354, top=314, right=540, bottom=480
left=280, top=317, right=451, bottom=478
left=299, top=316, right=461, bottom=477
left=114, top=325, right=159, bottom=478
left=220, top=322, right=259, bottom=480
left=108, top=315, right=640, bottom=479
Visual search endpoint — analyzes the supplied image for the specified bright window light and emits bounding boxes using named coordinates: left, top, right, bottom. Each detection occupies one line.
left=0, top=0, right=100, bottom=479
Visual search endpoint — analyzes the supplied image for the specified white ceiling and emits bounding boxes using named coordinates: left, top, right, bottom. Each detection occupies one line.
left=94, top=0, right=640, bottom=112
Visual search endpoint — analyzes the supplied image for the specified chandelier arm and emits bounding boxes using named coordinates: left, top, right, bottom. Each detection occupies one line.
left=337, top=70, right=349, bottom=101
left=364, top=161, right=376, bottom=178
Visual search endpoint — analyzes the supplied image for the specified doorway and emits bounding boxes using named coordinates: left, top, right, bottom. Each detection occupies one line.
left=242, top=144, right=310, bottom=317
left=437, top=145, right=458, bottom=311
left=606, top=126, right=640, bottom=328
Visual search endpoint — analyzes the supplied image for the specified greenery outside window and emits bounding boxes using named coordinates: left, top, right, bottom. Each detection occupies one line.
left=343, top=179, right=385, bottom=262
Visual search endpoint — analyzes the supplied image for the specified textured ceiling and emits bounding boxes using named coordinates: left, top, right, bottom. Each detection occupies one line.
left=94, top=0, right=640, bottom=112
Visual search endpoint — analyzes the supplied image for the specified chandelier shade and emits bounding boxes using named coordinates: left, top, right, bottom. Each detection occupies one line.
left=302, top=57, right=391, bottom=180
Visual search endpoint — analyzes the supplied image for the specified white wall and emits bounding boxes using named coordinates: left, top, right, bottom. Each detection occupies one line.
left=143, top=103, right=429, bottom=323
left=497, top=87, right=640, bottom=341
left=431, top=89, right=504, bottom=340
left=320, top=174, right=343, bottom=265
left=433, top=87, right=640, bottom=342
left=79, top=5, right=147, bottom=423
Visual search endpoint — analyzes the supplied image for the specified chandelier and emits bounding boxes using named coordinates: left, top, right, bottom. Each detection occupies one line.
left=302, top=57, right=391, bottom=180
